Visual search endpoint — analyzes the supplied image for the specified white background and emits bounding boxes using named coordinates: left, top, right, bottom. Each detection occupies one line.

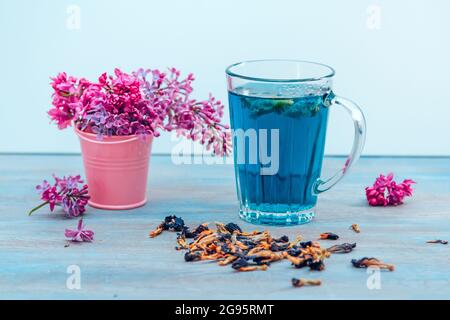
left=1, top=0, right=449, bottom=155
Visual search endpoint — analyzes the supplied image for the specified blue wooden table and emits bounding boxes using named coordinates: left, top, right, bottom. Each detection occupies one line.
left=0, top=155, right=449, bottom=299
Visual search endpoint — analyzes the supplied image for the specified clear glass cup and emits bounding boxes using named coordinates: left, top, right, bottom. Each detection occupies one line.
left=226, top=60, right=366, bottom=225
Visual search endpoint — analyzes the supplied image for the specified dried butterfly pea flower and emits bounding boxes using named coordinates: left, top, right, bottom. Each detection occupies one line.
left=286, top=246, right=329, bottom=271
left=218, top=255, right=238, bottom=266
left=249, top=251, right=286, bottom=264
left=184, top=252, right=202, bottom=262
left=246, top=246, right=265, bottom=256
left=149, top=223, right=165, bottom=238
left=199, top=253, right=223, bottom=261
left=217, top=243, right=234, bottom=255
left=273, top=235, right=289, bottom=243
left=232, top=256, right=269, bottom=271
left=215, top=233, right=232, bottom=243
left=319, top=232, right=339, bottom=240
left=225, top=222, right=242, bottom=234
left=163, top=215, right=185, bottom=231
left=286, top=248, right=302, bottom=257
left=308, top=261, right=325, bottom=271
left=189, top=230, right=215, bottom=248
left=149, top=215, right=187, bottom=238
left=299, top=241, right=321, bottom=248
left=175, top=235, right=189, bottom=250
left=231, top=257, right=251, bottom=270
left=286, top=241, right=320, bottom=257
left=237, top=238, right=257, bottom=248
left=251, top=257, right=271, bottom=266
left=426, top=240, right=448, bottom=245
left=292, top=278, right=321, bottom=288
left=234, top=239, right=250, bottom=250
left=270, top=242, right=290, bottom=252
left=287, top=235, right=303, bottom=248
left=291, top=259, right=310, bottom=269
left=215, top=222, right=229, bottom=234
left=236, top=265, right=268, bottom=272
left=182, top=223, right=209, bottom=239
left=351, top=257, right=395, bottom=271
left=327, top=243, right=357, bottom=254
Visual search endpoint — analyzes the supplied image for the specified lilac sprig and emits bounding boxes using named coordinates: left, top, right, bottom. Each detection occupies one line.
left=49, top=68, right=231, bottom=156
left=29, top=175, right=90, bottom=217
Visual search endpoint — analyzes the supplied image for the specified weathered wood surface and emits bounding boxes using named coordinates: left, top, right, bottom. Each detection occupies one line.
left=0, top=155, right=449, bottom=300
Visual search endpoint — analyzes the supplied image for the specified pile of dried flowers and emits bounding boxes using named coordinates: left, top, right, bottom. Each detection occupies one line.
left=150, top=216, right=378, bottom=287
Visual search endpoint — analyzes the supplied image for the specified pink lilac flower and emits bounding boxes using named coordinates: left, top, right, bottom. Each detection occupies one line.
left=39, top=185, right=61, bottom=211
left=49, top=73, right=89, bottom=129
left=48, top=68, right=231, bottom=156
left=134, top=68, right=232, bottom=156
left=61, top=184, right=90, bottom=217
left=365, top=173, right=415, bottom=206
left=29, top=175, right=90, bottom=217
left=65, top=219, right=94, bottom=242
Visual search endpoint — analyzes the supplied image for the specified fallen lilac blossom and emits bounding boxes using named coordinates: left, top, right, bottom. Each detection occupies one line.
left=365, top=173, right=415, bottom=206
left=65, top=219, right=94, bottom=242
left=29, top=174, right=90, bottom=217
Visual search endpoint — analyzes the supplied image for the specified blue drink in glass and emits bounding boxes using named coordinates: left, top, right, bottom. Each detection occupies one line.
left=226, top=60, right=366, bottom=226
left=228, top=84, right=329, bottom=225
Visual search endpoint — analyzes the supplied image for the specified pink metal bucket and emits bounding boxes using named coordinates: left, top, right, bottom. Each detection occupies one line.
left=75, top=127, right=153, bottom=210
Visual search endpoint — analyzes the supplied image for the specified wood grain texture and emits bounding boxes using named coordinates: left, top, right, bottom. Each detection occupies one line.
left=0, top=155, right=449, bottom=300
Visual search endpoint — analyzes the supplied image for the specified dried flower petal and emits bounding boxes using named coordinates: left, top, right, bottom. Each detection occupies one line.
left=319, top=232, right=339, bottom=240
left=327, top=243, right=357, bottom=254
left=351, top=257, right=394, bottom=271
left=426, top=240, right=448, bottom=245
left=292, top=278, right=321, bottom=288
left=350, top=224, right=361, bottom=233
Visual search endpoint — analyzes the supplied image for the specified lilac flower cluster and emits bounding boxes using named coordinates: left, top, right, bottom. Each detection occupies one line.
left=49, top=68, right=231, bottom=156
left=365, top=173, right=415, bottom=206
left=30, top=175, right=90, bottom=217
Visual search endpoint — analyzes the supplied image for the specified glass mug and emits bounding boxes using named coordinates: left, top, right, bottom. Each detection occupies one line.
left=226, top=60, right=366, bottom=225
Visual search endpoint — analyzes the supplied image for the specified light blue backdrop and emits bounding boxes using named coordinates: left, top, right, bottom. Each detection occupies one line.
left=1, top=0, right=449, bottom=155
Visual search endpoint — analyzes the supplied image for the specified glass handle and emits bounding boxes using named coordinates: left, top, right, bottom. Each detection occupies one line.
left=313, top=92, right=367, bottom=194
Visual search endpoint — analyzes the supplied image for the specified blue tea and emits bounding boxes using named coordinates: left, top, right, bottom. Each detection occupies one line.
left=226, top=60, right=366, bottom=226
left=228, top=84, right=329, bottom=225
